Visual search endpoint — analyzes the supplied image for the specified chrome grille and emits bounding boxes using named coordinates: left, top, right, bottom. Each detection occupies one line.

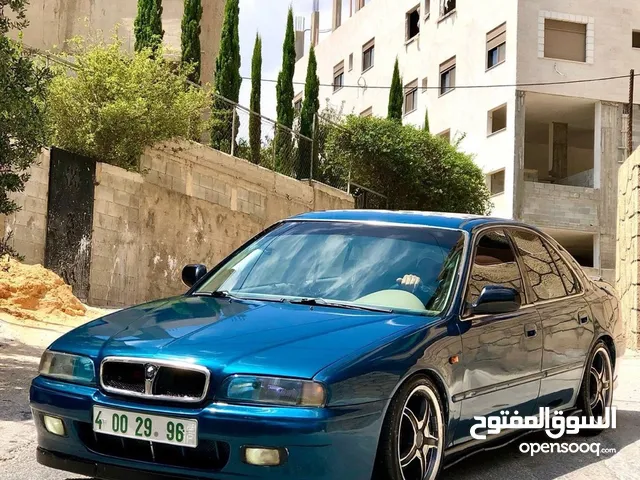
left=100, top=357, right=210, bottom=403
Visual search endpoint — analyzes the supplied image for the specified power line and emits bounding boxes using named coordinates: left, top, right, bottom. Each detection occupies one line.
left=241, top=73, right=633, bottom=90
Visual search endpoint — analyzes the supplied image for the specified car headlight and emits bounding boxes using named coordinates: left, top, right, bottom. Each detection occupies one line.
left=38, top=350, right=96, bottom=385
left=220, top=375, right=326, bottom=407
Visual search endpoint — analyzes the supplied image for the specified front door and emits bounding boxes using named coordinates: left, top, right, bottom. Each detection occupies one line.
left=508, top=228, right=594, bottom=411
left=455, top=228, right=543, bottom=445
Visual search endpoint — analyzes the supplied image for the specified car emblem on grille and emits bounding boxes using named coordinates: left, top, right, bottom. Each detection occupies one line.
left=144, top=364, right=158, bottom=395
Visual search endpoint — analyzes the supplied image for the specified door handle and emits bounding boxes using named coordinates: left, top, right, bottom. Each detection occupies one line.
left=524, top=323, right=537, bottom=338
left=578, top=312, right=589, bottom=325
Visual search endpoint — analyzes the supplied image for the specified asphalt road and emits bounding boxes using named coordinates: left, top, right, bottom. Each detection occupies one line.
left=1, top=323, right=639, bottom=480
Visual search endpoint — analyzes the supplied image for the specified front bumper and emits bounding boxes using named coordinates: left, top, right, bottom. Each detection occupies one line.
left=31, top=376, right=385, bottom=480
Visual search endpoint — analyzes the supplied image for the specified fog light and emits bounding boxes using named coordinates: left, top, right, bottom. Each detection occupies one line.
left=43, top=415, right=65, bottom=436
left=243, top=447, right=286, bottom=466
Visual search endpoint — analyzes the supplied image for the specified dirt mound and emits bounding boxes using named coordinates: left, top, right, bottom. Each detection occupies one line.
left=0, top=256, right=88, bottom=322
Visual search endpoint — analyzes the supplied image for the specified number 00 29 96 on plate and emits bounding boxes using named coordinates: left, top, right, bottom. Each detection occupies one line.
left=92, top=406, right=198, bottom=448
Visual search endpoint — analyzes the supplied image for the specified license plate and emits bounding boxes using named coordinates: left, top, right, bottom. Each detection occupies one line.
left=92, top=406, right=198, bottom=448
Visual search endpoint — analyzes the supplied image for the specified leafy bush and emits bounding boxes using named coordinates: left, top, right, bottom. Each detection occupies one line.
left=324, top=115, right=492, bottom=215
left=47, top=37, right=209, bottom=170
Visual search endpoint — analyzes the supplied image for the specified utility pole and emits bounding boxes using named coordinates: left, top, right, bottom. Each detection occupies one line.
left=629, top=69, right=635, bottom=156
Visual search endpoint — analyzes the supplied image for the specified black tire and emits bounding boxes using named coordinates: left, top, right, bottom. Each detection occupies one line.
left=374, top=375, right=445, bottom=480
left=575, top=341, right=614, bottom=436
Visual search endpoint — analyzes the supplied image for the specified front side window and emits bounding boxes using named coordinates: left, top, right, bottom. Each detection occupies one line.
left=195, top=221, right=465, bottom=316
left=465, top=229, right=524, bottom=311
left=510, top=229, right=567, bottom=302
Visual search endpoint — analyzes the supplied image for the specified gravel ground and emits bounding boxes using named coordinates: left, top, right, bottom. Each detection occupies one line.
left=1, top=319, right=639, bottom=480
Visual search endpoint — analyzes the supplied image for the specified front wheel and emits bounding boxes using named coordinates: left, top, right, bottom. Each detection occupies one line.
left=575, top=341, right=614, bottom=436
left=375, top=376, right=445, bottom=480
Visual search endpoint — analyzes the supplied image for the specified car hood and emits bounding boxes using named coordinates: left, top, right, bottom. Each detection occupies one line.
left=50, top=295, right=427, bottom=381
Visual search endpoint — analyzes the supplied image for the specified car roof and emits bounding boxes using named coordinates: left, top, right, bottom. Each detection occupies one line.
left=288, top=210, right=528, bottom=233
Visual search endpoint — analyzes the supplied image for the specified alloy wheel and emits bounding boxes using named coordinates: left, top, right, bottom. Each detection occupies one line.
left=588, top=346, right=613, bottom=417
left=397, top=385, right=443, bottom=480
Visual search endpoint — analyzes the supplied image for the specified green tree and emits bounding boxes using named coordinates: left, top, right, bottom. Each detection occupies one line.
left=0, top=0, right=51, bottom=259
left=134, top=0, right=164, bottom=53
left=325, top=116, right=491, bottom=214
left=181, top=0, right=203, bottom=83
left=249, top=33, right=262, bottom=164
left=210, top=0, right=241, bottom=153
left=423, top=107, right=430, bottom=132
left=387, top=58, right=403, bottom=122
left=273, top=7, right=296, bottom=173
left=47, top=38, right=208, bottom=170
left=298, top=46, right=320, bottom=179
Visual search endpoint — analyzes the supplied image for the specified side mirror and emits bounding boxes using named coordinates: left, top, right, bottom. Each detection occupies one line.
left=182, top=264, right=207, bottom=288
left=471, top=285, right=521, bottom=316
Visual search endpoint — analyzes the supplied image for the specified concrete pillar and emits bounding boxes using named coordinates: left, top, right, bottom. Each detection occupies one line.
left=201, top=0, right=226, bottom=85
left=311, top=11, right=320, bottom=47
left=332, top=0, right=342, bottom=30
left=512, top=90, right=526, bottom=220
left=551, top=123, right=568, bottom=179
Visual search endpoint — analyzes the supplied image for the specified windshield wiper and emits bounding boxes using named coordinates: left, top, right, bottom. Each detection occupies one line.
left=194, top=291, right=284, bottom=303
left=288, top=298, right=393, bottom=313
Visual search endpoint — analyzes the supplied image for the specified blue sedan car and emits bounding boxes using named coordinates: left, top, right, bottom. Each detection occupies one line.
left=31, top=211, right=624, bottom=480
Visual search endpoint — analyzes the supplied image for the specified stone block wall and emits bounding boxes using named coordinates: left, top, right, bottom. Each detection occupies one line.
left=88, top=140, right=354, bottom=306
left=521, top=181, right=599, bottom=231
left=0, top=150, right=50, bottom=263
left=616, top=149, right=640, bottom=350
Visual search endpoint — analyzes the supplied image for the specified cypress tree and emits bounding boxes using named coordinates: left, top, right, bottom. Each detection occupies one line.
left=424, top=107, right=430, bottom=132
left=181, top=0, right=203, bottom=83
left=210, top=0, right=242, bottom=153
left=134, top=0, right=164, bottom=53
left=387, top=58, right=403, bottom=123
left=298, top=46, right=320, bottom=179
left=274, top=8, right=296, bottom=173
left=249, top=34, right=262, bottom=164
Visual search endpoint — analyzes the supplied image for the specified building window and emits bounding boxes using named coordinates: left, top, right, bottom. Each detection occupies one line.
left=487, top=23, right=506, bottom=69
left=348, top=53, right=353, bottom=71
left=406, top=5, right=420, bottom=42
left=424, top=0, right=431, bottom=20
left=488, top=104, right=507, bottom=135
left=489, top=169, right=505, bottom=195
left=422, top=77, right=428, bottom=93
left=360, top=107, right=373, bottom=117
left=293, top=93, right=303, bottom=113
left=441, top=0, right=456, bottom=17
left=438, top=129, right=450, bottom=142
left=333, top=61, right=345, bottom=92
left=439, top=56, right=456, bottom=95
left=362, top=38, right=375, bottom=72
left=634, top=30, right=640, bottom=48
left=544, top=19, right=587, bottom=62
left=404, top=79, right=418, bottom=114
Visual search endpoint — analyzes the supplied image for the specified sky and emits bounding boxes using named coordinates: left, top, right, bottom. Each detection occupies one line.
left=237, top=0, right=334, bottom=119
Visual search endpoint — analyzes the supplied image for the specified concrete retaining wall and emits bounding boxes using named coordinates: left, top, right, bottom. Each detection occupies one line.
left=88, top=140, right=354, bottom=306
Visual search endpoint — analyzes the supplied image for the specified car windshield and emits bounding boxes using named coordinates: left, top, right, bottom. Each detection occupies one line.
left=194, top=221, right=465, bottom=316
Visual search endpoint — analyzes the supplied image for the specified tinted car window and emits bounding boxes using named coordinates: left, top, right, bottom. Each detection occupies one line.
left=466, top=229, right=524, bottom=308
left=510, top=230, right=566, bottom=301
left=546, top=242, right=581, bottom=296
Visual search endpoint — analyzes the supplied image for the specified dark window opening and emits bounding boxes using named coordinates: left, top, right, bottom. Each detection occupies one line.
left=633, top=30, right=640, bottom=48
left=406, top=7, right=420, bottom=41
left=489, top=170, right=505, bottom=195
left=442, top=0, right=456, bottom=16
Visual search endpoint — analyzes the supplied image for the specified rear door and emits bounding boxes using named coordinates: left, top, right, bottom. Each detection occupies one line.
left=455, top=228, right=543, bottom=444
left=508, top=228, right=594, bottom=411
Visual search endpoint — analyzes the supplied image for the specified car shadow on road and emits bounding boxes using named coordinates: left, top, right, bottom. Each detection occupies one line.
left=0, top=340, right=44, bottom=423
left=441, top=408, right=640, bottom=479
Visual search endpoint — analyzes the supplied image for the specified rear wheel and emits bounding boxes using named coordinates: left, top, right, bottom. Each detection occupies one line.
left=575, top=341, right=614, bottom=436
left=375, top=376, right=445, bottom=480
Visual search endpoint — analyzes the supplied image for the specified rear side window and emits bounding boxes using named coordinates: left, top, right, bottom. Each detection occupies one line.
left=546, top=242, right=581, bottom=296
left=466, top=229, right=525, bottom=309
left=510, top=230, right=566, bottom=301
